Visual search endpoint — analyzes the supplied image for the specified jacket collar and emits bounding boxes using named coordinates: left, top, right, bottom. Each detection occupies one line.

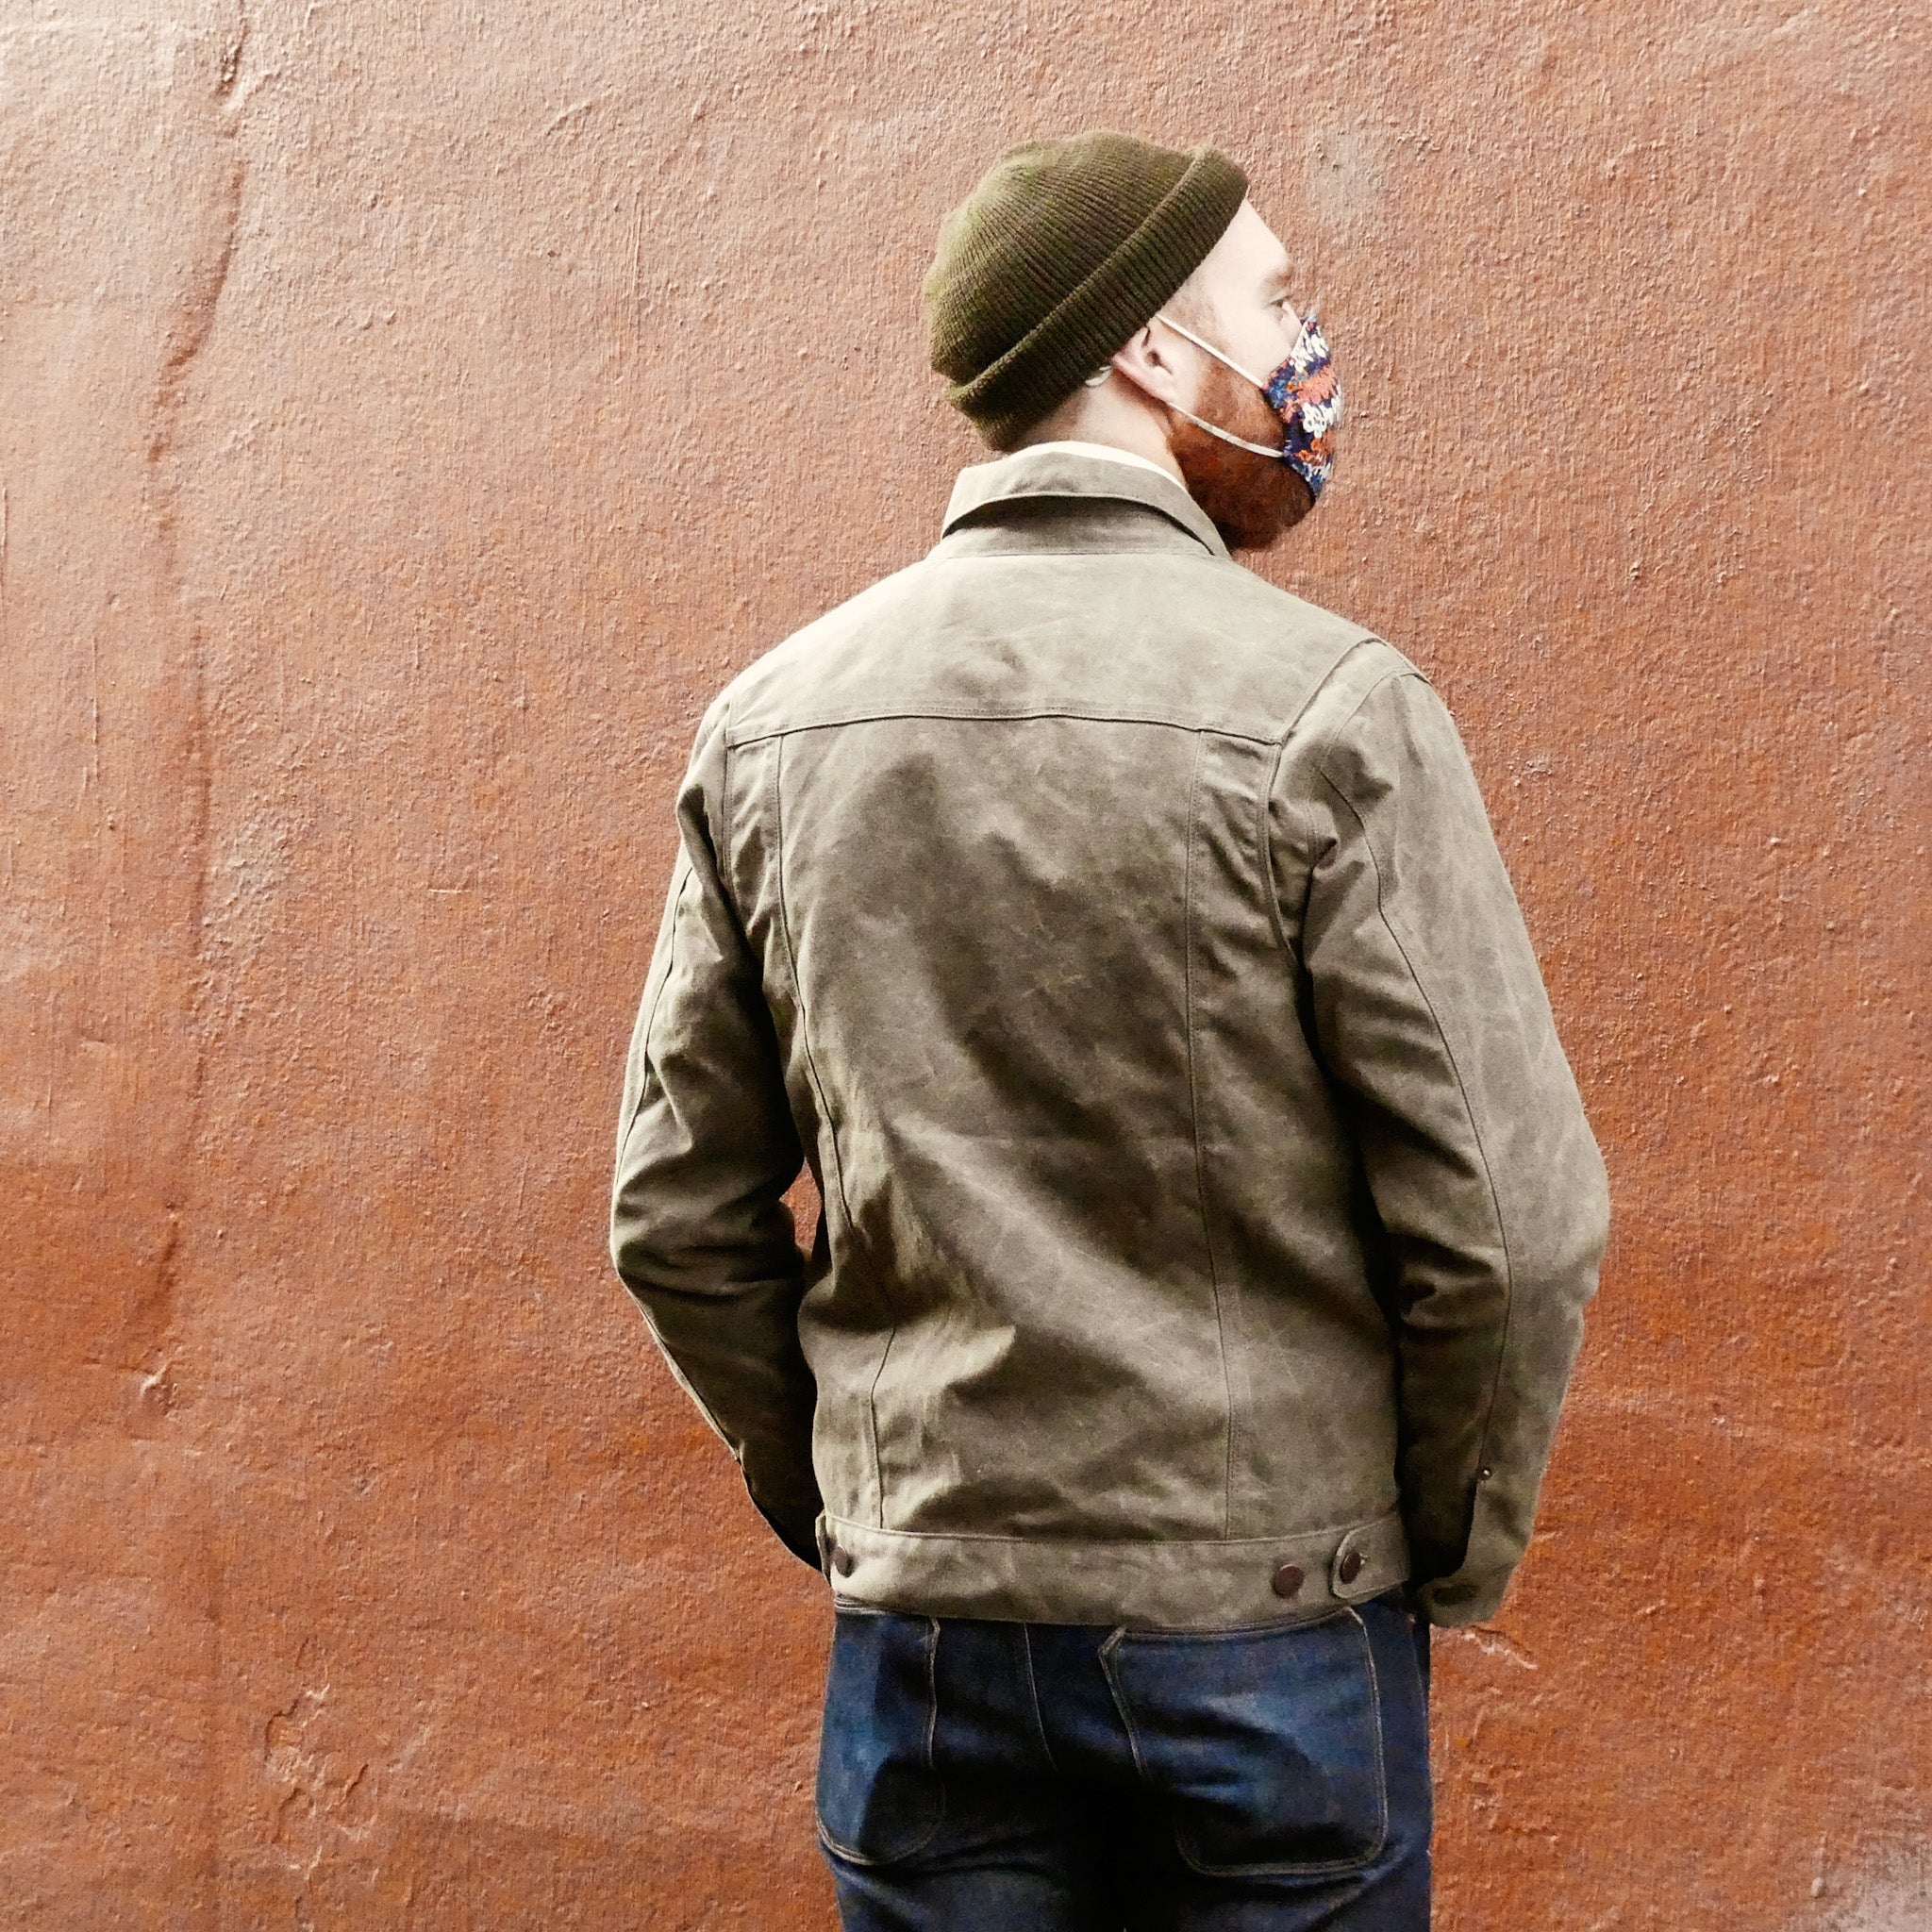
left=938, top=445, right=1231, bottom=562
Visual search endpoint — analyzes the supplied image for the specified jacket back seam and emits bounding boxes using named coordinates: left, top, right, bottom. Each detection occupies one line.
left=1180, top=732, right=1237, bottom=1540
left=767, top=735, right=886, bottom=1525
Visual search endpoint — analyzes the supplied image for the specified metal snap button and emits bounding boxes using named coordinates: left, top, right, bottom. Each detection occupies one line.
left=1270, top=1562, right=1305, bottom=1600
left=1338, top=1548, right=1364, bottom=1586
left=831, top=1545, right=856, bottom=1576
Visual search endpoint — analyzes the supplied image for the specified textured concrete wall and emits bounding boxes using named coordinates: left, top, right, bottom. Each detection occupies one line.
left=3, top=0, right=1925, bottom=1924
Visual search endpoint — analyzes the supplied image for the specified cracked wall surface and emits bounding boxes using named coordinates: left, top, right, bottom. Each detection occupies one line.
left=1, top=0, right=1926, bottom=1924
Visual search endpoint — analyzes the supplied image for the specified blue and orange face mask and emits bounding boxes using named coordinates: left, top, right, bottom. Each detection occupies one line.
left=1151, top=307, right=1342, bottom=501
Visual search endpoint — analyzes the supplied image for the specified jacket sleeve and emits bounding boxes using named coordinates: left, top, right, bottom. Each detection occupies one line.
left=609, top=707, right=822, bottom=1565
left=1283, top=653, right=1610, bottom=1625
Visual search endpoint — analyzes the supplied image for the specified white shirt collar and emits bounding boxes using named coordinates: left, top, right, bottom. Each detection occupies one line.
left=1009, top=440, right=1181, bottom=484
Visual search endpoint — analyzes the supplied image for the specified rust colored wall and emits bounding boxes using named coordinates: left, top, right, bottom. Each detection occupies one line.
left=3, top=0, right=1925, bottom=1924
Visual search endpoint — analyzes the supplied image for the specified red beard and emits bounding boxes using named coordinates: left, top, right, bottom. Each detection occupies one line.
left=1168, top=358, right=1314, bottom=552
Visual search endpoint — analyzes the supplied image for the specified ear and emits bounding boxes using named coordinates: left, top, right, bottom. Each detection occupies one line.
left=1109, top=322, right=1188, bottom=407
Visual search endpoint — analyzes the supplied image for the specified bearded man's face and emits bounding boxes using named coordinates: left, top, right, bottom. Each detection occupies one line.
left=1167, top=355, right=1314, bottom=552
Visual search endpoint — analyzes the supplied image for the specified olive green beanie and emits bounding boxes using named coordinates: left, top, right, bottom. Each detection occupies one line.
left=923, top=131, right=1248, bottom=450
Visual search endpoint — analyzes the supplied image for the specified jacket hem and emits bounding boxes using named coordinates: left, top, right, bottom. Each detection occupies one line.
left=819, top=1507, right=1409, bottom=1630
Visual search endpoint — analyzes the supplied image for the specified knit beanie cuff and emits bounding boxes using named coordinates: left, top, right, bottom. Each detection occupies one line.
left=944, top=145, right=1247, bottom=449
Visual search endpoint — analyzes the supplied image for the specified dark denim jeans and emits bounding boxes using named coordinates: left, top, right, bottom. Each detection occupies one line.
left=817, top=1591, right=1431, bottom=1930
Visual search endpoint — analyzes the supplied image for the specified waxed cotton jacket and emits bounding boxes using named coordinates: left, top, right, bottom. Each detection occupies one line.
left=610, top=445, right=1609, bottom=1630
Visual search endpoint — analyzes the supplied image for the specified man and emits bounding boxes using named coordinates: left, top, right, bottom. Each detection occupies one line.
left=610, top=131, right=1609, bottom=1929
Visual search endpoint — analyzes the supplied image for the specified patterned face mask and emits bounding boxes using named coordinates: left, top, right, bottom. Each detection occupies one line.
left=1151, top=307, right=1342, bottom=501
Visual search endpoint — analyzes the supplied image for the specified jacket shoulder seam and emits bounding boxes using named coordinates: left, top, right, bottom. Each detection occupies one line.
left=716, top=706, right=738, bottom=899
left=614, top=850, right=690, bottom=1166
left=1307, top=657, right=1425, bottom=776
left=1259, top=640, right=1411, bottom=962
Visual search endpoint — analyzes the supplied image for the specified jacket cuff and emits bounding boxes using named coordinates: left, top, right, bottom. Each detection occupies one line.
left=1415, top=1568, right=1508, bottom=1626
left=1410, top=1474, right=1534, bottom=1624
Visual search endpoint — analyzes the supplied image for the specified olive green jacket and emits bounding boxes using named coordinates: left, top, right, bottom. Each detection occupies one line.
left=610, top=445, right=1608, bottom=1630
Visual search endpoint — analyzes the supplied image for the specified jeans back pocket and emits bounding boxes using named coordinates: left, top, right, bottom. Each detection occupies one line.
left=815, top=1608, right=946, bottom=1867
left=1101, top=1607, right=1388, bottom=1877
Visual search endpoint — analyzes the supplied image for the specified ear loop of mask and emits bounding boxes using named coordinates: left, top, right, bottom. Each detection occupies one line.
left=1122, top=309, right=1319, bottom=460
